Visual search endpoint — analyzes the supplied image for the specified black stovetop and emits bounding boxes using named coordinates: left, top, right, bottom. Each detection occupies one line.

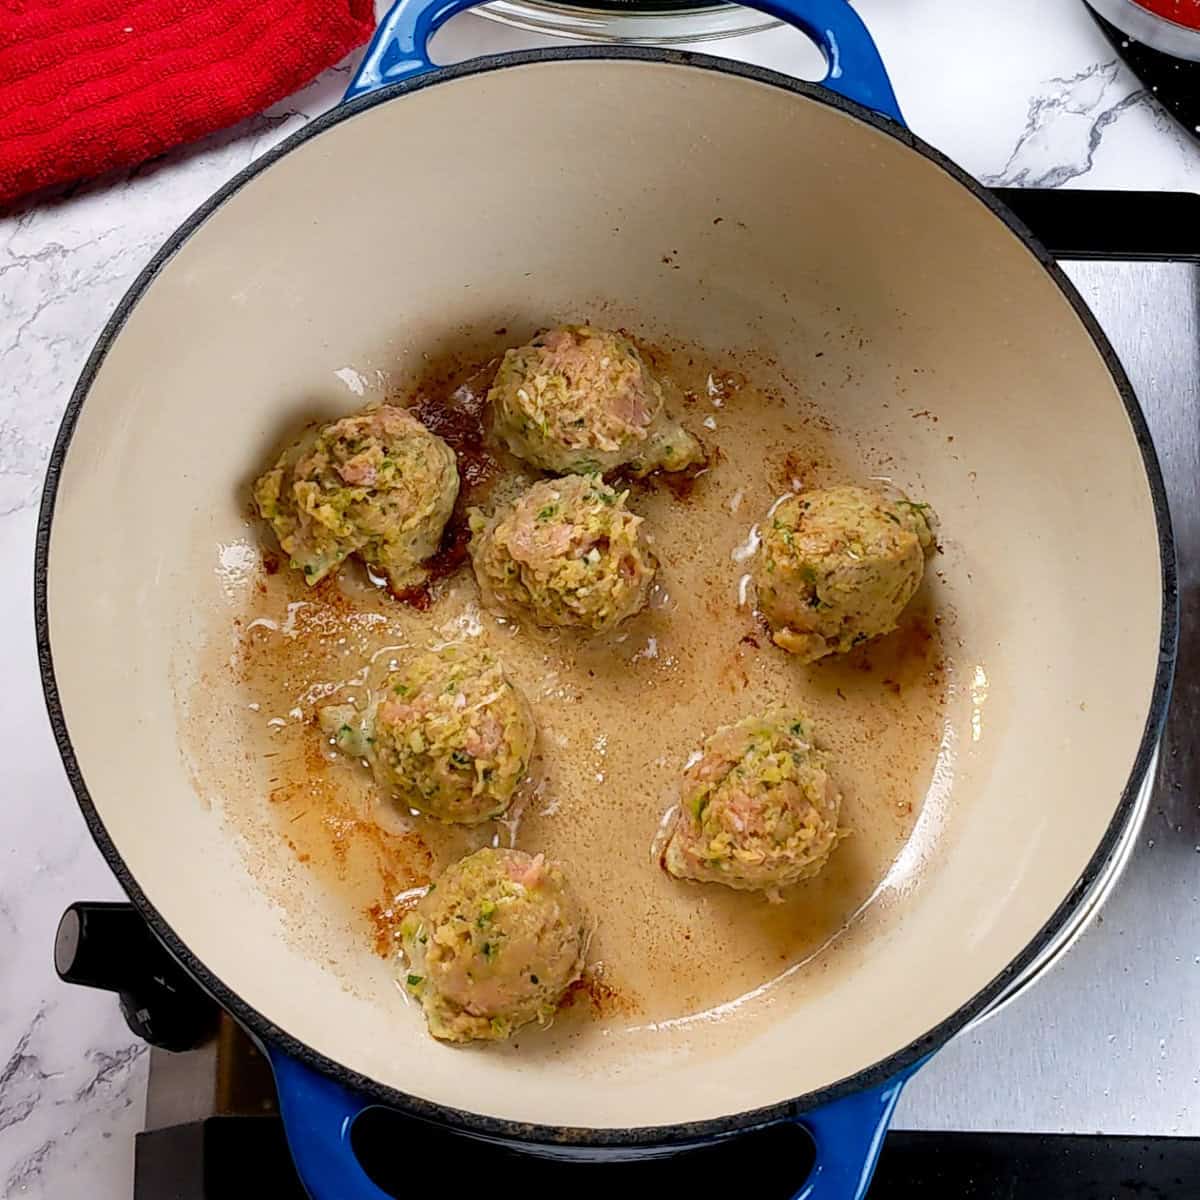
left=133, top=1023, right=1200, bottom=1200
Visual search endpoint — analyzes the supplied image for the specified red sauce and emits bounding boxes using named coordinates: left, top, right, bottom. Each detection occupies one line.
left=559, top=971, right=631, bottom=1018
left=393, top=363, right=505, bottom=611
left=366, top=877, right=426, bottom=959
left=389, top=582, right=433, bottom=611
left=410, top=374, right=494, bottom=477
left=426, top=518, right=473, bottom=582
left=656, top=462, right=708, bottom=501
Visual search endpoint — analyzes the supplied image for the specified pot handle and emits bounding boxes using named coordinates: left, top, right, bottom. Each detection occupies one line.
left=269, top=1048, right=394, bottom=1200
left=270, top=1040, right=917, bottom=1199
left=790, top=1070, right=913, bottom=1199
left=344, top=0, right=904, bottom=125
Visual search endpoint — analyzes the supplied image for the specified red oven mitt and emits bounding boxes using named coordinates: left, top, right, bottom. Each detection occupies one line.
left=0, top=0, right=376, bottom=206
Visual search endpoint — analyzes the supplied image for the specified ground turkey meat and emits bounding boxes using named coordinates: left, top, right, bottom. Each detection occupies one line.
left=400, top=848, right=588, bottom=1043
left=254, top=404, right=458, bottom=590
left=468, top=474, right=655, bottom=631
left=319, top=646, right=535, bottom=825
left=489, top=325, right=702, bottom=477
left=754, top=486, right=936, bottom=662
left=662, top=711, right=842, bottom=895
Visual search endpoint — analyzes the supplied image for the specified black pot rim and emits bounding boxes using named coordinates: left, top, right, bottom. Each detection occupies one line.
left=35, top=45, right=1179, bottom=1151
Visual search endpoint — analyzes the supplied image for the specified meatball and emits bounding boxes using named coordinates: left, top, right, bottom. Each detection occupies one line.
left=754, top=486, right=936, bottom=662
left=662, top=711, right=841, bottom=894
left=320, top=646, right=535, bottom=825
left=468, top=474, right=656, bottom=631
left=400, top=848, right=588, bottom=1043
left=253, top=404, right=459, bottom=590
left=489, top=325, right=703, bottom=477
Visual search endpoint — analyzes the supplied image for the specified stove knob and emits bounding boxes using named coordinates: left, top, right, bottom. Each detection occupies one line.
left=55, top=902, right=220, bottom=1052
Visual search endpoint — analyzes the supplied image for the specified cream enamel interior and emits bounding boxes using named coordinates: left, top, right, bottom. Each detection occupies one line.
left=45, top=59, right=1163, bottom=1130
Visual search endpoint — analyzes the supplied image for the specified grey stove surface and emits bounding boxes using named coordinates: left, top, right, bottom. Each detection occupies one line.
left=897, top=259, right=1200, bottom=1136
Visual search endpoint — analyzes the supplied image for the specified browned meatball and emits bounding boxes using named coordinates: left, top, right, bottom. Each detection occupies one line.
left=469, top=474, right=656, bottom=630
left=320, top=645, right=535, bottom=825
left=254, top=405, right=459, bottom=589
left=755, top=486, right=936, bottom=662
left=401, top=848, right=588, bottom=1042
left=662, top=711, right=842, bottom=895
left=489, top=325, right=702, bottom=476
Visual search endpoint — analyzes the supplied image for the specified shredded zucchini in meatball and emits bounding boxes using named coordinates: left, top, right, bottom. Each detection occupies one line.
left=662, top=711, right=842, bottom=894
left=401, top=848, right=587, bottom=1043
left=754, top=486, right=936, bottom=662
left=320, top=646, right=535, bottom=825
left=489, top=325, right=703, bottom=477
left=253, top=404, right=458, bottom=589
left=468, top=474, right=656, bottom=631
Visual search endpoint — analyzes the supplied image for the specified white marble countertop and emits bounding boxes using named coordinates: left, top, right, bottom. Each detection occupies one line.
left=3, top=1, right=1198, bottom=1196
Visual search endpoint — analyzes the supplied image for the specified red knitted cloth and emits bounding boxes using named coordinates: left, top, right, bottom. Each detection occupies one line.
left=0, top=0, right=376, bottom=205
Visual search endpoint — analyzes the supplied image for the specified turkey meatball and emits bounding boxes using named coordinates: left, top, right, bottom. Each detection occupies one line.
left=320, top=646, right=535, bottom=825
left=468, top=474, right=655, bottom=631
left=400, top=848, right=588, bottom=1043
left=662, top=711, right=841, bottom=894
left=489, top=325, right=702, bottom=477
left=254, top=404, right=459, bottom=590
left=754, top=486, right=936, bottom=662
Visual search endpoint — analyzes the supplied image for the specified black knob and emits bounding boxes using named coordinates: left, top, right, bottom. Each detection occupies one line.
left=56, top=901, right=159, bottom=990
left=55, top=902, right=220, bottom=1052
